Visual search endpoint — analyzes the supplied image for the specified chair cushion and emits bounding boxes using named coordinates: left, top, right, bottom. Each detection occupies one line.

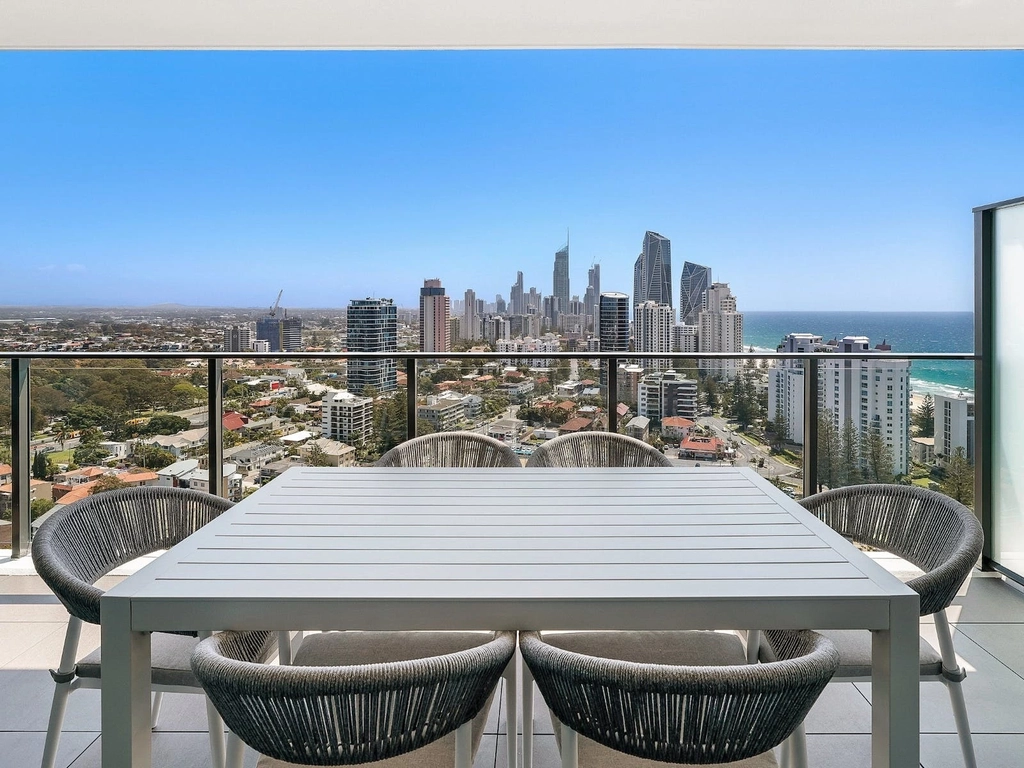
left=540, top=630, right=747, bottom=666
left=76, top=633, right=201, bottom=687
left=291, top=630, right=499, bottom=666
left=760, top=630, right=942, bottom=678
left=572, top=733, right=779, bottom=768
left=255, top=631, right=500, bottom=767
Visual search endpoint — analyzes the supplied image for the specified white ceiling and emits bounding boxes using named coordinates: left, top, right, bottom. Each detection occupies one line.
left=2, top=0, right=1023, bottom=49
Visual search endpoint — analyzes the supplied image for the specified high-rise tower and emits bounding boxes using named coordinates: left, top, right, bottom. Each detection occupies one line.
left=632, top=231, right=673, bottom=314
left=634, top=301, right=675, bottom=371
left=419, top=279, right=451, bottom=353
left=679, top=261, right=711, bottom=326
left=584, top=263, right=601, bottom=335
left=346, top=298, right=397, bottom=395
left=463, top=289, right=480, bottom=341
left=510, top=271, right=524, bottom=316
left=553, top=239, right=570, bottom=314
left=698, top=283, right=743, bottom=380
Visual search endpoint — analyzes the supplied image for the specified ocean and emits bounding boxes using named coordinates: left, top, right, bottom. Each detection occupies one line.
left=742, top=311, right=974, bottom=397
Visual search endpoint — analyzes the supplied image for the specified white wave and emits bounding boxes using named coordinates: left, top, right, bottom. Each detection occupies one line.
left=910, top=379, right=974, bottom=398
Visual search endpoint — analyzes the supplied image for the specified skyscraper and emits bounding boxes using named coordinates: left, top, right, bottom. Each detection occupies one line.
left=281, top=315, right=303, bottom=352
left=599, top=292, right=630, bottom=391
left=510, top=271, right=524, bottom=316
left=698, top=282, right=743, bottom=380
left=679, top=261, right=711, bottom=326
left=634, top=301, right=675, bottom=371
left=553, top=240, right=570, bottom=313
left=463, top=289, right=480, bottom=341
left=632, top=231, right=673, bottom=313
left=599, top=292, right=630, bottom=353
left=346, top=298, right=397, bottom=395
left=585, top=263, right=601, bottom=335
left=419, top=279, right=451, bottom=353
left=223, top=324, right=252, bottom=353
left=255, top=316, right=281, bottom=352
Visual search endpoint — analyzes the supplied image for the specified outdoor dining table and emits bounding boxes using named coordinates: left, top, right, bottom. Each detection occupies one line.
left=101, top=465, right=920, bottom=768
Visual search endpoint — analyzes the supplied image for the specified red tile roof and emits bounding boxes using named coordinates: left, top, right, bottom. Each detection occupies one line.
left=559, top=417, right=593, bottom=433
left=222, top=412, right=248, bottom=431
left=662, top=417, right=695, bottom=429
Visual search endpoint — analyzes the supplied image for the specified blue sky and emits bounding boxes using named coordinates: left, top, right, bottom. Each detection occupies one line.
left=1, top=50, right=1022, bottom=311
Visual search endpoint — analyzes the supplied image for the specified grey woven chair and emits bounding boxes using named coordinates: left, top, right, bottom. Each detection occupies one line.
left=192, top=629, right=517, bottom=768
left=32, top=486, right=275, bottom=768
left=525, top=432, right=671, bottom=468
left=520, top=629, right=838, bottom=767
left=761, top=484, right=984, bottom=768
left=375, top=431, right=521, bottom=468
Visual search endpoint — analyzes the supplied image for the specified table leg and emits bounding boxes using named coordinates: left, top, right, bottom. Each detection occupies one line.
left=871, top=595, right=920, bottom=768
left=523, top=662, right=534, bottom=768
left=101, top=595, right=152, bottom=768
left=504, top=655, right=518, bottom=768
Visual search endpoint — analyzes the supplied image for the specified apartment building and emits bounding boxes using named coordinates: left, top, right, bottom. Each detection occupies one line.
left=321, top=389, right=374, bottom=444
left=767, top=333, right=824, bottom=444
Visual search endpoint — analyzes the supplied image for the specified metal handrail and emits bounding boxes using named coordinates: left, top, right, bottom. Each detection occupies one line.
left=4, top=349, right=977, bottom=558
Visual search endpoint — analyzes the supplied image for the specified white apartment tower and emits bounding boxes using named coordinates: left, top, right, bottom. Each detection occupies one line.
left=767, top=333, right=824, bottom=444
left=634, top=301, right=675, bottom=371
left=321, top=389, right=374, bottom=444
left=820, top=336, right=910, bottom=476
left=935, top=392, right=975, bottom=462
left=638, top=370, right=699, bottom=423
left=223, top=324, right=252, bottom=353
left=419, top=279, right=451, bottom=353
left=673, top=324, right=699, bottom=353
left=698, top=282, right=744, bottom=380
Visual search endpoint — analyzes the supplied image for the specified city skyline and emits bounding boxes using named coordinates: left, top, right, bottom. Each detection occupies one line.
left=3, top=50, right=1023, bottom=310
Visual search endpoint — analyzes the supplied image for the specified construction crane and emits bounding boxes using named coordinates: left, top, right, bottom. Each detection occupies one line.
left=268, top=290, right=283, bottom=318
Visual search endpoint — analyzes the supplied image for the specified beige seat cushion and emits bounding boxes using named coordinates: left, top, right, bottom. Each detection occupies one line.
left=817, top=630, right=943, bottom=679
left=76, top=633, right=200, bottom=688
left=541, top=630, right=747, bottom=665
left=256, top=631, right=500, bottom=768
left=539, top=631, right=777, bottom=767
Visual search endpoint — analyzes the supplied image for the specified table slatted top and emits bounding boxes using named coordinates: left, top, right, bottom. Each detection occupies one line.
left=121, top=467, right=905, bottom=606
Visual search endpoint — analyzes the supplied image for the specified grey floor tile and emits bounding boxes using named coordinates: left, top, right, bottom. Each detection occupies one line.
left=950, top=576, right=1024, bottom=625
left=151, top=692, right=220, bottom=733
left=497, top=680, right=555, bottom=736
left=0, top=575, right=60, bottom=595
left=805, top=734, right=873, bottom=768
left=500, top=734, right=559, bottom=768
left=3, top=620, right=101, bottom=670
left=474, top=734, right=498, bottom=768
left=921, top=733, right=1024, bottom=768
left=0, top=621, right=66, bottom=666
left=0, top=597, right=73, bottom=623
left=0, top=669, right=103, bottom=732
left=69, top=731, right=257, bottom=768
left=0, top=731, right=98, bottom=768
left=804, top=682, right=873, bottom=734
left=856, top=629, right=1024, bottom=735
left=954, top=623, right=1024, bottom=679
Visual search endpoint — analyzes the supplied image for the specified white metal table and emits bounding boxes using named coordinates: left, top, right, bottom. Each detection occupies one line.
left=101, top=466, right=919, bottom=768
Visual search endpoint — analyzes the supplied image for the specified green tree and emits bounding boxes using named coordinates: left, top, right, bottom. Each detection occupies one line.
left=32, top=451, right=47, bottom=480
left=941, top=446, right=974, bottom=507
left=66, top=404, right=112, bottom=431
left=132, top=444, right=178, bottom=470
left=913, top=394, right=935, bottom=438
left=90, top=474, right=128, bottom=495
left=306, top=441, right=332, bottom=467
left=140, top=413, right=191, bottom=436
left=839, top=418, right=861, bottom=487
left=861, top=429, right=895, bottom=483
left=31, top=498, right=55, bottom=521
left=816, top=409, right=842, bottom=491
left=768, top=403, right=789, bottom=452
left=73, top=427, right=108, bottom=467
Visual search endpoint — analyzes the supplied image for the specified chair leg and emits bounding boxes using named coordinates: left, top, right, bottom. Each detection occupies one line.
left=41, top=616, right=83, bottom=768
left=788, top=720, right=809, bottom=768
left=150, top=692, right=164, bottom=729
left=561, top=724, right=578, bottom=768
left=934, top=610, right=978, bottom=768
left=276, top=631, right=293, bottom=665
left=523, top=662, right=534, bottom=768
left=504, top=655, right=518, bottom=768
left=205, top=697, right=226, bottom=768
left=225, top=731, right=246, bottom=768
left=455, top=721, right=473, bottom=768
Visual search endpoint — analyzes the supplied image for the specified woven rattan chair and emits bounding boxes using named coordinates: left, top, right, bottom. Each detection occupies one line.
left=192, top=629, right=517, bottom=768
left=32, top=486, right=275, bottom=768
left=376, top=431, right=521, bottom=468
left=761, top=484, right=984, bottom=768
left=520, top=629, right=838, bottom=767
left=525, top=432, right=671, bottom=468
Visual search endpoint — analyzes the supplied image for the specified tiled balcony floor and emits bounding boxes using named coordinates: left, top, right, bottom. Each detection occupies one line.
left=1, top=563, right=1022, bottom=768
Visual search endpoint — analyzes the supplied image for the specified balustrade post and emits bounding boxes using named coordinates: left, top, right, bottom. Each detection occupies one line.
left=10, top=358, right=31, bottom=557
left=406, top=357, right=417, bottom=442
left=607, top=357, right=618, bottom=433
left=208, top=358, right=225, bottom=498
left=802, top=358, right=819, bottom=498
